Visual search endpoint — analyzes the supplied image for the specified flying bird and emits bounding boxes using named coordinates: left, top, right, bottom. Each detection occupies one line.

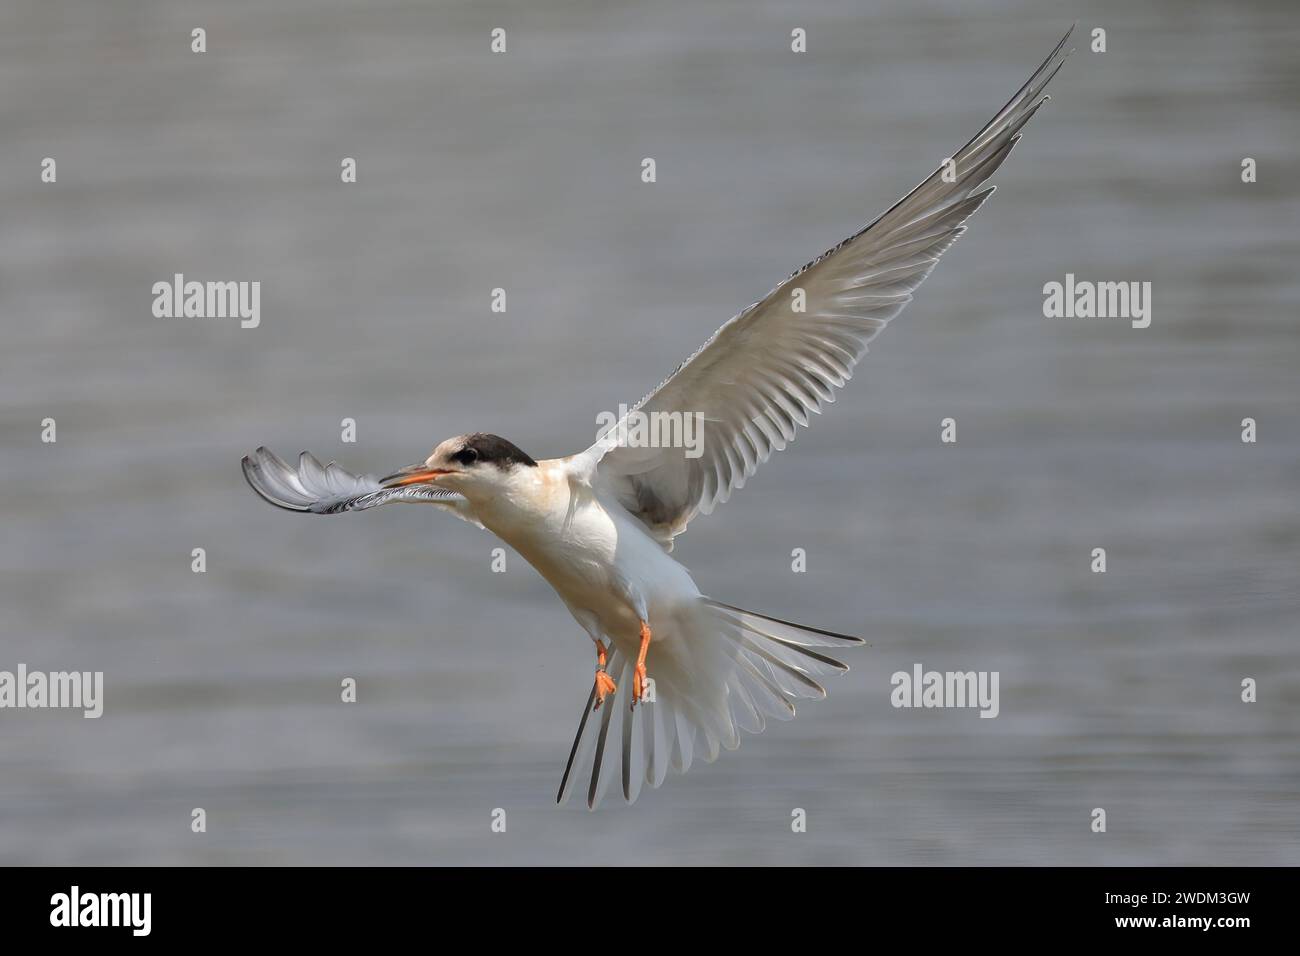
left=243, top=27, right=1072, bottom=807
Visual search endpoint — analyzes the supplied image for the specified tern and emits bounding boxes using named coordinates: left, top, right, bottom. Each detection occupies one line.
left=243, top=28, right=1072, bottom=807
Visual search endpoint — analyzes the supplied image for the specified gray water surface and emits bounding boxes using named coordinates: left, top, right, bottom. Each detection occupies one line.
left=1, top=0, right=1298, bottom=864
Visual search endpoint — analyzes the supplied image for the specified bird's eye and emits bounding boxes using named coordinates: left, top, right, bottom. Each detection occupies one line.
left=453, top=447, right=478, bottom=466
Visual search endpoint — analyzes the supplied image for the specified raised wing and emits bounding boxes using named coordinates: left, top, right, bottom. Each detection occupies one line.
left=242, top=447, right=471, bottom=517
left=587, top=27, right=1073, bottom=547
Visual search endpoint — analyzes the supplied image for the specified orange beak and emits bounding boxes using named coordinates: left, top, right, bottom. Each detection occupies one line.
left=380, top=464, right=454, bottom=488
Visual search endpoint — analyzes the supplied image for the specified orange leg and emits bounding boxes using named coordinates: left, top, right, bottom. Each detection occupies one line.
left=632, top=620, right=652, bottom=708
left=593, top=641, right=617, bottom=709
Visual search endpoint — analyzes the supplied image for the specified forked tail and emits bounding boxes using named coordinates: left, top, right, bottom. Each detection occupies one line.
left=557, top=599, right=865, bottom=809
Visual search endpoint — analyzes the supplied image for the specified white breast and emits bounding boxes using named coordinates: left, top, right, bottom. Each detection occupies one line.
left=475, top=460, right=699, bottom=644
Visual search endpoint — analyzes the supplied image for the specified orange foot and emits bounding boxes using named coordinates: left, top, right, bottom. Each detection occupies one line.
left=631, top=620, right=652, bottom=709
left=593, top=669, right=617, bottom=709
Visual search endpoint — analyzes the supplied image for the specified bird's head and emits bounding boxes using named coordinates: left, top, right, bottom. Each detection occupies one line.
left=380, top=432, right=538, bottom=499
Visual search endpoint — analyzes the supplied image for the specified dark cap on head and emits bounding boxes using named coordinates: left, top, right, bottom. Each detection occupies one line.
left=455, top=433, right=538, bottom=469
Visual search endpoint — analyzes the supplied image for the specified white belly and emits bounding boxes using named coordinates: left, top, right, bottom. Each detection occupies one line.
left=478, top=482, right=700, bottom=649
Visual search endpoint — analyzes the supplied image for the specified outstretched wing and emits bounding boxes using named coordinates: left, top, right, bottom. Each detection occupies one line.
left=242, top=446, right=474, bottom=520
left=585, top=27, right=1073, bottom=547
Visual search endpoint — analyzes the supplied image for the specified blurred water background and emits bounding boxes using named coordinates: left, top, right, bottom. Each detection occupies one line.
left=1, top=0, right=1297, bottom=864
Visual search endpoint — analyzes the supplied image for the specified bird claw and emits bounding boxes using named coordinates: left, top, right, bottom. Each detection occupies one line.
left=593, top=669, right=617, bottom=710
left=631, top=663, right=649, bottom=709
